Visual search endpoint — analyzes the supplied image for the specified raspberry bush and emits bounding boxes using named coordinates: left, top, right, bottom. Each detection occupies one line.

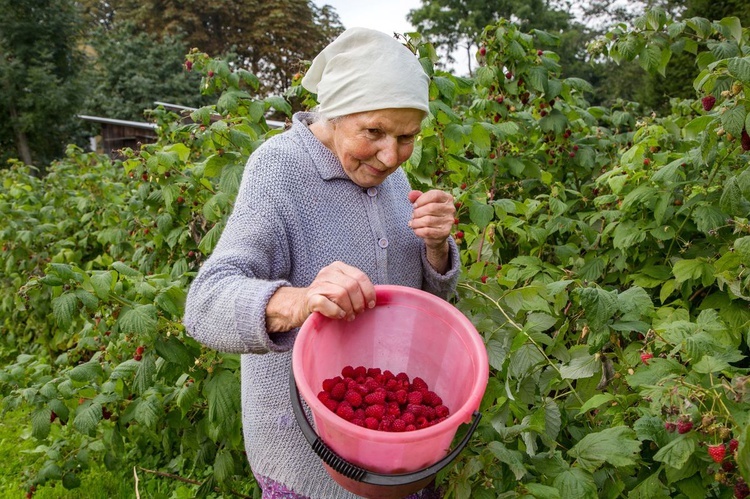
left=1, top=10, right=749, bottom=499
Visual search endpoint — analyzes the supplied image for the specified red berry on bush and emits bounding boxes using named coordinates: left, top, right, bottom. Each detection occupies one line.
left=708, top=444, right=726, bottom=463
left=677, top=420, right=693, bottom=434
left=50, top=411, right=57, bottom=423
left=136, top=345, right=145, bottom=355
left=701, top=95, right=716, bottom=111
left=481, top=275, right=488, bottom=283
left=729, top=439, right=739, bottom=453
left=455, top=230, right=464, bottom=239
left=479, top=46, right=486, bottom=56
left=742, top=129, right=750, bottom=151
left=664, top=421, right=676, bottom=432
left=736, top=480, right=750, bottom=499
left=643, top=158, right=651, bottom=166
left=102, top=407, right=112, bottom=420
left=185, top=60, right=193, bottom=71
left=640, top=353, right=653, bottom=365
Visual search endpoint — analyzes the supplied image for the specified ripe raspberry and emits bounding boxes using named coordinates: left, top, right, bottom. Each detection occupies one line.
left=331, top=382, right=347, bottom=401
left=412, top=377, right=428, bottom=391
left=323, top=398, right=339, bottom=413
left=424, top=391, right=443, bottom=407
left=392, top=419, right=407, bottom=432
left=416, top=416, right=429, bottom=428
left=354, top=366, right=367, bottom=378
left=352, top=418, right=365, bottom=427
left=50, top=411, right=57, bottom=423
left=364, top=390, right=386, bottom=406
left=345, top=390, right=363, bottom=408
left=723, top=461, right=735, bottom=472
left=363, top=378, right=379, bottom=393
left=336, top=402, right=355, bottom=421
left=701, top=95, right=716, bottom=111
left=396, top=372, right=410, bottom=383
left=742, top=129, right=750, bottom=151
left=401, top=412, right=416, bottom=425
left=729, top=439, right=739, bottom=453
left=354, top=408, right=366, bottom=420
left=387, top=402, right=402, bottom=417
left=365, top=404, right=385, bottom=420
left=677, top=420, right=693, bottom=434
left=135, top=345, right=145, bottom=355
left=708, top=444, right=726, bottom=463
left=406, top=404, right=424, bottom=417
left=322, top=376, right=341, bottom=392
left=394, top=389, right=408, bottom=405
left=640, top=353, right=653, bottom=365
left=317, top=391, right=330, bottom=403
left=407, top=391, right=423, bottom=405
left=133, top=353, right=142, bottom=361
left=664, top=421, right=676, bottom=432
left=341, top=365, right=356, bottom=378
left=367, top=367, right=382, bottom=377
left=365, top=417, right=379, bottom=430
left=435, top=405, right=450, bottom=418
left=736, top=480, right=750, bottom=499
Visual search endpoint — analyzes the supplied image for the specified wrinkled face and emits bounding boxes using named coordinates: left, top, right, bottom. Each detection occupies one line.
left=328, top=108, right=424, bottom=188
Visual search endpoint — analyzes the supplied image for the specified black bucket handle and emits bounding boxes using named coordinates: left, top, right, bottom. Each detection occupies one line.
left=289, top=371, right=482, bottom=486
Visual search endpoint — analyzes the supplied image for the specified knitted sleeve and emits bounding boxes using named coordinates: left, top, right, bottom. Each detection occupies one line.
left=183, top=145, right=297, bottom=354
left=420, top=236, right=460, bottom=299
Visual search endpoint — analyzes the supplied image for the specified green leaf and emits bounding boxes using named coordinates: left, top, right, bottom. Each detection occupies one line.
left=578, top=393, right=615, bottom=414
left=523, top=483, right=561, bottom=499
left=90, top=271, right=114, bottom=300
left=468, top=201, right=494, bottom=229
left=560, top=351, right=600, bottom=380
left=509, top=343, right=545, bottom=379
left=617, top=286, right=653, bottom=321
left=738, top=424, right=750, bottom=480
left=524, top=312, right=557, bottom=333
left=577, top=287, right=618, bottom=330
left=488, top=441, right=526, bottom=480
left=213, top=449, right=235, bottom=484
left=111, top=261, right=141, bottom=277
left=568, top=426, right=641, bottom=472
left=728, top=57, right=750, bottom=84
left=155, top=335, right=193, bottom=368
left=117, top=305, right=158, bottom=335
left=721, top=104, right=747, bottom=137
left=155, top=285, right=186, bottom=318
left=539, top=109, right=568, bottom=136
left=52, top=293, right=78, bottom=328
left=634, top=416, right=669, bottom=448
left=653, top=434, right=697, bottom=469
left=628, top=472, right=671, bottom=499
left=672, top=258, right=714, bottom=285
left=133, top=355, right=156, bottom=394
left=73, top=402, right=102, bottom=435
left=177, top=381, right=199, bottom=415
left=264, top=96, right=292, bottom=116
left=135, top=396, right=159, bottom=428
left=109, top=359, right=140, bottom=380
left=552, top=468, right=597, bottom=499
left=31, top=407, right=52, bottom=440
left=69, top=361, right=103, bottom=383
left=692, top=355, right=730, bottom=373
left=720, top=17, right=743, bottom=44
left=205, top=370, right=241, bottom=423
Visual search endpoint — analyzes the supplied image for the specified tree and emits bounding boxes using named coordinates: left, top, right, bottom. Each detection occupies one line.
left=0, top=0, right=86, bottom=170
left=77, top=0, right=344, bottom=94
left=407, top=0, right=575, bottom=75
left=82, top=23, right=210, bottom=122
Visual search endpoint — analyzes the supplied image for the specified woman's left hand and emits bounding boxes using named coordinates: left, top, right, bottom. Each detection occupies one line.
left=408, top=189, right=455, bottom=273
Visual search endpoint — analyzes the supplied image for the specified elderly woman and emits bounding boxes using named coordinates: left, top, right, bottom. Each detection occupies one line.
left=184, top=27, right=459, bottom=498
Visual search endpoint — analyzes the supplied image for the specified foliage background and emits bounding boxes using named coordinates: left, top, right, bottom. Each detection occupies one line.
left=2, top=2, right=750, bottom=499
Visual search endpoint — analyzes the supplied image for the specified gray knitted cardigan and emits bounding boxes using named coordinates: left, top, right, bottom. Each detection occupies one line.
left=183, top=112, right=460, bottom=498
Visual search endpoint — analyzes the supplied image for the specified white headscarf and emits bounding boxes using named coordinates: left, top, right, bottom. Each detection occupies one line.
left=301, top=27, right=430, bottom=119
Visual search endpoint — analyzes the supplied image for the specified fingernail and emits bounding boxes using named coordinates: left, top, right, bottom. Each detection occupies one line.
left=368, top=301, right=376, bottom=309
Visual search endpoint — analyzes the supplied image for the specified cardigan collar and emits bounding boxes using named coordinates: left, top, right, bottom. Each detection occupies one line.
left=292, top=112, right=350, bottom=181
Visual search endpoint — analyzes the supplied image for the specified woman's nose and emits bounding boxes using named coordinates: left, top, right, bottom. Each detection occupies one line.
left=376, top=138, right=400, bottom=168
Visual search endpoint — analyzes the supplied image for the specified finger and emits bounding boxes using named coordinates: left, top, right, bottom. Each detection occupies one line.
left=307, top=291, right=346, bottom=320
left=328, top=262, right=376, bottom=311
left=407, top=190, right=422, bottom=204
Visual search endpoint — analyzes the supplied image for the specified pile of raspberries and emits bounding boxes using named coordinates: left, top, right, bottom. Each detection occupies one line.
left=317, top=365, right=450, bottom=432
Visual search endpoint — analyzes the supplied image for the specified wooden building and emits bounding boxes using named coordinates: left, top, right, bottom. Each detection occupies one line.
left=78, top=115, right=158, bottom=159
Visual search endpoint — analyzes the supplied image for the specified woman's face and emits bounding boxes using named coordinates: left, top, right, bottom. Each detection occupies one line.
left=328, top=108, right=424, bottom=188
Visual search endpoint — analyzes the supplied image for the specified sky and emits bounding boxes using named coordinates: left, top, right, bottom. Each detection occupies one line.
left=312, top=0, right=471, bottom=74
left=314, top=0, right=421, bottom=35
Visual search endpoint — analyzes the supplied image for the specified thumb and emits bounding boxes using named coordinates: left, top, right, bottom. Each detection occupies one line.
left=408, top=190, right=422, bottom=204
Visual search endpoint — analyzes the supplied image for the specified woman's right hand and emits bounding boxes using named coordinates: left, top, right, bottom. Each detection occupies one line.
left=303, top=261, right=376, bottom=322
left=266, top=261, right=376, bottom=332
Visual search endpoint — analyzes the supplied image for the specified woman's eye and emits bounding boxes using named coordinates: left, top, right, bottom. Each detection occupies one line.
left=399, top=135, right=415, bottom=144
left=366, top=128, right=381, bottom=135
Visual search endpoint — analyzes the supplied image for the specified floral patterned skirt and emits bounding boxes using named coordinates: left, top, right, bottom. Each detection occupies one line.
left=254, top=474, right=444, bottom=499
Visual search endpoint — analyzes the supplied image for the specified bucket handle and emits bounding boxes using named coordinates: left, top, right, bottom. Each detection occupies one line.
left=289, top=371, right=482, bottom=486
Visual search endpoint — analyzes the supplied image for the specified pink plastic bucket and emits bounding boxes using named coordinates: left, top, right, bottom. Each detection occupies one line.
left=291, top=285, right=489, bottom=498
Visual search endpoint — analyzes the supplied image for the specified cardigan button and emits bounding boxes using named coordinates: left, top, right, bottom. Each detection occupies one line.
left=378, top=238, right=388, bottom=248
left=366, top=187, right=378, bottom=197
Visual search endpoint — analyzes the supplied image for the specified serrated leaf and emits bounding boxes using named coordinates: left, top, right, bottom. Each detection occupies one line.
left=488, top=441, right=526, bottom=480
left=628, top=471, right=670, bottom=498
left=135, top=396, right=159, bottom=428
left=728, top=57, right=750, bottom=84
left=552, top=468, right=597, bottom=499
left=73, top=402, right=102, bottom=435
left=721, top=104, right=747, bottom=137
left=213, top=449, right=235, bottom=484
left=155, top=286, right=186, bottom=318
left=117, top=305, right=158, bottom=335
left=177, top=381, right=199, bottom=415
left=539, top=109, right=568, bottom=135
left=560, top=352, right=600, bottom=380
left=509, top=343, right=545, bottom=379
left=109, top=359, right=140, bottom=380
left=205, top=370, right=241, bottom=423
left=133, top=355, right=156, bottom=394
left=579, top=393, right=615, bottom=414
left=69, top=361, right=103, bottom=383
left=468, top=201, right=494, bottom=229
left=90, top=271, right=114, bottom=300
left=111, top=261, right=141, bottom=277
left=653, top=433, right=696, bottom=469
left=578, top=287, right=618, bottom=330
left=31, top=407, right=52, bottom=439
left=155, top=335, right=193, bottom=368
left=52, top=293, right=78, bottom=328
left=617, top=286, right=653, bottom=321
left=568, top=426, right=641, bottom=472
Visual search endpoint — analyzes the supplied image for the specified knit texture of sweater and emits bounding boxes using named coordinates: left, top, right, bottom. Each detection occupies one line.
left=183, top=112, right=460, bottom=498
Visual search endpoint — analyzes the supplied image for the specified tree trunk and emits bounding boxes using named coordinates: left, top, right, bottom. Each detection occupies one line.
left=8, top=102, right=34, bottom=167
